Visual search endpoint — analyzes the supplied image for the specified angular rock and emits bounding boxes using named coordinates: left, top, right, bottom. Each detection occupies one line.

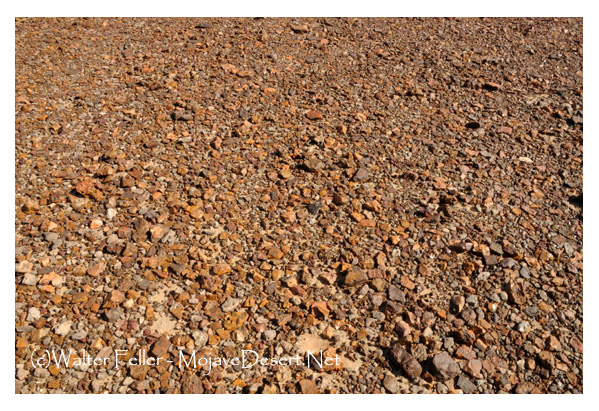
left=432, top=352, right=460, bottom=381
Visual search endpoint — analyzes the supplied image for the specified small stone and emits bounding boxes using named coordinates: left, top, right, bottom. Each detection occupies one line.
left=15, top=260, right=34, bottom=274
left=268, top=247, right=284, bottom=260
left=152, top=335, right=171, bottom=357
left=304, top=157, right=325, bottom=173
left=291, top=24, right=309, bottom=33
left=451, top=242, right=473, bottom=253
left=106, top=307, right=123, bottom=322
left=152, top=316, right=176, bottom=334
left=388, top=285, right=406, bottom=303
left=344, top=267, right=368, bottom=287
left=263, top=330, right=277, bottom=340
left=307, top=201, right=322, bottom=215
left=173, top=111, right=193, bottom=121
left=546, top=335, right=562, bottom=351
left=395, top=320, right=411, bottom=338
left=517, top=321, right=529, bottom=332
left=497, top=126, right=513, bottom=135
left=145, top=140, right=157, bottom=149
left=26, top=307, right=41, bottom=322
left=518, top=156, right=533, bottom=164
left=21, top=274, right=38, bottom=286
left=390, top=343, right=422, bottom=379
left=483, top=81, right=501, bottom=91
left=499, top=258, right=517, bottom=268
left=484, top=254, right=499, bottom=266
left=211, top=137, right=223, bottom=149
left=299, top=379, right=319, bottom=394
left=400, top=275, right=415, bottom=290
left=383, top=375, right=400, bottom=393
left=306, top=110, right=323, bottom=120
left=213, top=263, right=231, bottom=275
left=450, top=295, right=465, bottom=314
left=311, top=301, right=330, bottom=318
left=87, top=261, right=107, bottom=277
left=54, top=320, right=72, bottom=336
left=505, top=282, right=526, bottom=305
left=44, top=232, right=59, bottom=242
left=90, top=218, right=103, bottom=229
left=570, top=115, right=583, bottom=124
left=456, top=375, right=477, bottom=393
left=352, top=168, right=370, bottom=182
left=489, top=242, right=503, bottom=255
left=221, top=297, right=241, bottom=312
left=358, top=219, right=376, bottom=227
left=75, top=178, right=94, bottom=196
left=538, top=351, right=555, bottom=370
left=333, top=194, right=349, bottom=205
left=462, top=359, right=483, bottom=378
left=106, top=208, right=117, bottom=219
left=432, top=352, right=460, bottom=381
left=281, top=210, right=296, bottom=223
left=150, top=224, right=170, bottom=242
left=16, top=368, right=29, bottom=381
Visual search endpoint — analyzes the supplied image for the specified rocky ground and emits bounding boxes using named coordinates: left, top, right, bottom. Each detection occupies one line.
left=15, top=17, right=583, bottom=394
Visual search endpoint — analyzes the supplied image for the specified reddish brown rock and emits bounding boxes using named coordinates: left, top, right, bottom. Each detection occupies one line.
left=390, top=343, right=422, bottom=379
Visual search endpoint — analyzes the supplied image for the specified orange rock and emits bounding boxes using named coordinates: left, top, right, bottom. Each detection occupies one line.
left=306, top=110, right=323, bottom=121
left=311, top=301, right=330, bottom=318
left=213, top=263, right=231, bottom=275
left=358, top=219, right=376, bottom=227
left=268, top=247, right=284, bottom=260
left=87, top=261, right=106, bottom=277
left=299, top=379, right=319, bottom=394
left=75, top=178, right=94, bottom=196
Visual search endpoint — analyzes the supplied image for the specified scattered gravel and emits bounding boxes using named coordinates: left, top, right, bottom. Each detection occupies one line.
left=15, top=17, right=582, bottom=394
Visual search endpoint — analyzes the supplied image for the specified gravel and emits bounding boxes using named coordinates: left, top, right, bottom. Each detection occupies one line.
left=15, top=17, right=583, bottom=394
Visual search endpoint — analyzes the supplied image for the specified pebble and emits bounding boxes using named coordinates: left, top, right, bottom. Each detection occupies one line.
left=432, top=352, right=460, bottom=381
left=21, top=274, right=38, bottom=286
left=151, top=335, right=171, bottom=357
left=344, top=267, right=368, bottom=287
left=54, top=320, right=72, bottom=336
left=383, top=375, right=400, bottom=393
left=390, top=343, right=422, bottom=379
left=352, top=168, right=370, bottom=182
left=456, top=375, right=477, bottom=393
left=221, top=297, right=241, bottom=312
left=26, top=307, right=41, bottom=322
left=263, top=330, right=277, bottom=340
left=15, top=260, right=33, bottom=274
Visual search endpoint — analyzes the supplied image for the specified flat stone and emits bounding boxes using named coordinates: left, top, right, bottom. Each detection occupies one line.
left=213, top=263, right=231, bottom=275
left=432, top=352, right=460, bottom=381
left=16, top=260, right=34, bottom=274
left=221, top=297, right=241, bottom=312
left=344, top=267, right=368, bottom=287
left=298, top=379, right=319, bottom=394
left=456, top=375, right=477, bottom=393
left=151, top=335, right=171, bottom=357
left=54, top=320, right=72, bottom=336
left=383, top=375, right=400, bottom=393
left=388, top=285, right=406, bottom=303
left=26, top=307, right=41, bottom=322
left=352, top=168, right=370, bottom=182
left=150, top=224, right=170, bottom=242
left=21, top=274, right=39, bottom=286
